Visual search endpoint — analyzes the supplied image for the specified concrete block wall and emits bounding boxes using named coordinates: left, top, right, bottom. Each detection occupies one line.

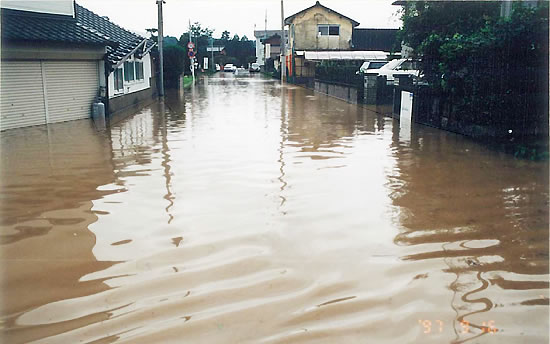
left=314, top=80, right=358, bottom=104
left=108, top=87, right=154, bottom=115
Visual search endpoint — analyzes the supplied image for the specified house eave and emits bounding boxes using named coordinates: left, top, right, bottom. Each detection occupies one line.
left=284, top=1, right=360, bottom=27
left=111, top=37, right=149, bottom=71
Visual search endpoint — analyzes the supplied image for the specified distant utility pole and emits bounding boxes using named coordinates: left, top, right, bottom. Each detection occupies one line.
left=280, top=0, right=286, bottom=83
left=210, top=37, right=214, bottom=71
left=157, top=0, right=165, bottom=97
left=189, top=20, right=195, bottom=83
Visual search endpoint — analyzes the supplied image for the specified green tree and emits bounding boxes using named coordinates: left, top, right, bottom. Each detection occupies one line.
left=163, top=45, right=187, bottom=87
left=178, top=22, right=215, bottom=72
left=189, top=22, right=213, bottom=38
left=172, top=24, right=256, bottom=71
left=221, top=30, right=230, bottom=41
left=399, top=1, right=500, bottom=54
left=398, top=1, right=548, bottom=138
left=398, top=1, right=500, bottom=82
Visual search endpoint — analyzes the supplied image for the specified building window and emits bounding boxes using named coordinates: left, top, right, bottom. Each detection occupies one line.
left=318, top=24, right=339, bottom=36
left=135, top=61, right=144, bottom=80
left=114, top=67, right=123, bottom=91
left=124, top=61, right=135, bottom=82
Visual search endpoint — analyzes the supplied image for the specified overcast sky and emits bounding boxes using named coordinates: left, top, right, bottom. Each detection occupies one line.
left=77, top=0, right=402, bottom=39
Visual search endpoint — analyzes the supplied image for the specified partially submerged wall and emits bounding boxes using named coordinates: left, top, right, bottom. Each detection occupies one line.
left=314, top=80, right=359, bottom=104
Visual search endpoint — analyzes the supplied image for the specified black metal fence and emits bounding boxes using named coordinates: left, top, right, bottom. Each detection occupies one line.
left=314, top=63, right=363, bottom=88
left=417, top=54, right=548, bottom=139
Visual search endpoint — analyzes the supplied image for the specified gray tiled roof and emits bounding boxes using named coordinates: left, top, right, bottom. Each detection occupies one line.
left=254, top=30, right=288, bottom=39
left=1, top=8, right=113, bottom=47
left=75, top=3, right=156, bottom=66
left=1, top=3, right=156, bottom=68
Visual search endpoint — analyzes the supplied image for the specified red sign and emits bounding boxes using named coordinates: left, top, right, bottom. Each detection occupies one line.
left=187, top=42, right=195, bottom=49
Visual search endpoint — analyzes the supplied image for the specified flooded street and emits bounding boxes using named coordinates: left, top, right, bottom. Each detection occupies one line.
left=1, top=74, right=548, bottom=343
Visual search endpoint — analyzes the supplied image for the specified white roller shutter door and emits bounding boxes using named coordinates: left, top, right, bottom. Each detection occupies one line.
left=0, top=60, right=99, bottom=130
left=44, top=60, right=99, bottom=124
left=0, top=61, right=47, bottom=130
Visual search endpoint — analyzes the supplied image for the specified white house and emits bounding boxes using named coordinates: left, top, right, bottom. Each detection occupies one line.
left=76, top=4, right=156, bottom=115
left=0, top=1, right=156, bottom=131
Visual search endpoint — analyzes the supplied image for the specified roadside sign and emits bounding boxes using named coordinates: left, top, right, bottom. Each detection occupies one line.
left=188, top=51, right=195, bottom=58
left=187, top=42, right=195, bottom=49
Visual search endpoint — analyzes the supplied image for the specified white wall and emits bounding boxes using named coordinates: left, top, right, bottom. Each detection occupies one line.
left=256, top=39, right=265, bottom=65
left=1, top=0, right=74, bottom=17
left=108, top=53, right=152, bottom=99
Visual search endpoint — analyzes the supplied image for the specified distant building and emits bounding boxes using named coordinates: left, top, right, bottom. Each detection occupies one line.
left=254, top=29, right=288, bottom=68
left=352, top=29, right=399, bottom=52
left=261, top=33, right=284, bottom=72
left=1, top=0, right=156, bottom=130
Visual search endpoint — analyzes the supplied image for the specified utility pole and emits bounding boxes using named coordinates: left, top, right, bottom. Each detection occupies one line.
left=157, top=0, right=165, bottom=97
left=210, top=37, right=214, bottom=72
left=189, top=20, right=195, bottom=83
left=280, top=0, right=286, bottom=83
left=264, top=9, right=267, bottom=67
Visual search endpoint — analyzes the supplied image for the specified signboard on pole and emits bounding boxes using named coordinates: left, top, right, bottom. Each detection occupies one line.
left=188, top=51, right=195, bottom=58
left=203, top=57, right=209, bottom=70
left=187, top=42, right=195, bottom=50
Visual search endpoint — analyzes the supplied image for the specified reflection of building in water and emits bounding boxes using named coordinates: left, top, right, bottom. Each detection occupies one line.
left=387, top=124, right=549, bottom=341
left=278, top=86, right=289, bottom=210
left=0, top=120, right=119, bottom=341
left=1, top=97, right=183, bottom=341
left=283, top=87, right=377, bottom=157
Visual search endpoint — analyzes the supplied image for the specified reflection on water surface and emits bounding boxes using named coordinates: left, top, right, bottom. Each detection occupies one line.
left=1, top=74, right=548, bottom=343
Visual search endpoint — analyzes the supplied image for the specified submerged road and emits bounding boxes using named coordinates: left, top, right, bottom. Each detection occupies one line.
left=1, top=73, right=548, bottom=343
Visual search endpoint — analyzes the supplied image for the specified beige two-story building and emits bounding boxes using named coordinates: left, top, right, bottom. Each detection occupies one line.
left=284, top=1, right=360, bottom=81
left=285, top=1, right=359, bottom=51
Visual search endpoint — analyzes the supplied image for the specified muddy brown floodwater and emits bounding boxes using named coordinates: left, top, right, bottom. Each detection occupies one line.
left=1, top=74, right=548, bottom=343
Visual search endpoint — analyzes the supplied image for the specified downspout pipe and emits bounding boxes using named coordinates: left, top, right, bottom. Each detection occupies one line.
left=104, top=54, right=111, bottom=115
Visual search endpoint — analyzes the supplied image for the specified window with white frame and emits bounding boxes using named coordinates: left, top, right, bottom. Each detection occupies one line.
left=318, top=24, right=340, bottom=36
left=114, top=67, right=123, bottom=92
left=135, top=61, right=144, bottom=80
left=124, top=61, right=135, bottom=82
